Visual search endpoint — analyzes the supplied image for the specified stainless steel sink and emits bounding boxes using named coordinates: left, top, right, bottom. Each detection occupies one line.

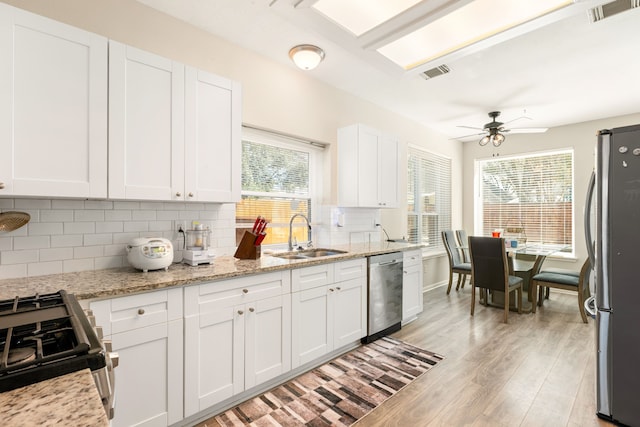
left=272, top=248, right=347, bottom=260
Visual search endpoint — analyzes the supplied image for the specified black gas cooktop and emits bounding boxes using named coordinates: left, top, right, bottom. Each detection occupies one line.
left=0, top=290, right=106, bottom=392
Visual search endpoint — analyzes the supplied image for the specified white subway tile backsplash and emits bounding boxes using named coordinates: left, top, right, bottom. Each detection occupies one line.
left=0, top=200, right=14, bottom=209
left=139, top=201, right=165, bottom=210
left=0, top=238, right=12, bottom=251
left=104, top=244, right=127, bottom=256
left=41, top=210, right=74, bottom=222
left=84, top=233, right=113, bottom=246
left=84, top=200, right=113, bottom=210
left=132, top=210, right=157, bottom=221
left=2, top=250, right=39, bottom=264
left=63, top=258, right=94, bottom=273
left=74, top=245, right=104, bottom=259
left=113, top=201, right=140, bottom=210
left=74, top=210, right=105, bottom=222
left=113, top=233, right=142, bottom=244
left=51, top=235, right=84, bottom=248
left=64, top=222, right=95, bottom=234
left=105, top=210, right=132, bottom=221
left=95, top=256, right=125, bottom=270
left=0, top=264, right=27, bottom=280
left=40, top=247, right=74, bottom=262
left=28, top=261, right=63, bottom=276
left=149, top=221, right=172, bottom=232
left=15, top=199, right=51, bottom=209
left=14, top=236, right=50, bottom=250
left=28, top=222, right=63, bottom=236
left=123, top=222, right=149, bottom=233
left=52, top=200, right=85, bottom=209
left=96, top=221, right=124, bottom=233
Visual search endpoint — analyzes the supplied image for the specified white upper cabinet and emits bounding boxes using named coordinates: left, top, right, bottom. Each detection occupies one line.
left=108, top=41, right=185, bottom=201
left=0, top=3, right=108, bottom=198
left=109, top=42, right=241, bottom=202
left=184, top=68, right=241, bottom=202
left=337, top=124, right=399, bottom=208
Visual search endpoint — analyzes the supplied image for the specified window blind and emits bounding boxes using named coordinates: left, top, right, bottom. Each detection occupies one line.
left=407, top=146, right=452, bottom=250
left=237, top=136, right=316, bottom=247
left=477, top=149, right=574, bottom=249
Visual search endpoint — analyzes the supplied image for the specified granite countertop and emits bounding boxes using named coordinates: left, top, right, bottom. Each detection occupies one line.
left=0, top=241, right=422, bottom=301
left=0, top=369, right=109, bottom=426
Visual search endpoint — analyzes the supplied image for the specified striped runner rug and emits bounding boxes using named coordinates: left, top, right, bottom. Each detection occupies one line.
left=214, top=336, right=444, bottom=426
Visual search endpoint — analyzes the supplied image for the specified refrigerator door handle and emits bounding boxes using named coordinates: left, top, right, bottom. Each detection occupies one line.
left=584, top=171, right=596, bottom=268
left=584, top=295, right=596, bottom=319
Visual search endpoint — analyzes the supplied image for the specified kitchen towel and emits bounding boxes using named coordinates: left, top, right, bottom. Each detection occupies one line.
left=212, top=337, right=444, bottom=426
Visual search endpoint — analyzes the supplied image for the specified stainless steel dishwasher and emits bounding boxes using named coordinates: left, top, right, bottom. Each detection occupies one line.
left=362, top=252, right=403, bottom=343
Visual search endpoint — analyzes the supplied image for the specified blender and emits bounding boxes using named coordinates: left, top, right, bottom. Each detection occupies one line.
left=183, top=222, right=214, bottom=266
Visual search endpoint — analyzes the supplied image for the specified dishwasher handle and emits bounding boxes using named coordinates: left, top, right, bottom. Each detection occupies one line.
left=374, top=259, right=401, bottom=267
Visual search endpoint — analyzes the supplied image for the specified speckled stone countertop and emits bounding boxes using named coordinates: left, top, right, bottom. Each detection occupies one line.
left=0, top=369, right=109, bottom=426
left=0, top=241, right=421, bottom=301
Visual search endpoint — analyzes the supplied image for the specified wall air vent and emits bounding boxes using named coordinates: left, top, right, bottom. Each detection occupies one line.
left=420, top=65, right=450, bottom=80
left=588, top=0, right=640, bottom=23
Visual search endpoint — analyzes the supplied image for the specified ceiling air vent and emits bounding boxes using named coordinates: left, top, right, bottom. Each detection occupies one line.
left=420, top=64, right=450, bottom=80
left=588, top=0, right=640, bottom=23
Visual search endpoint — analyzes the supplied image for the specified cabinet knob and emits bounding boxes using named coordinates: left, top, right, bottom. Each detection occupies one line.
left=188, top=192, right=194, bottom=198
left=0, top=182, right=4, bottom=189
left=329, top=288, right=335, bottom=292
left=242, top=289, right=249, bottom=294
left=336, top=286, right=341, bottom=291
left=137, top=308, right=145, bottom=315
left=238, top=309, right=244, bottom=315
left=249, top=307, right=255, bottom=312
left=176, top=192, right=182, bottom=197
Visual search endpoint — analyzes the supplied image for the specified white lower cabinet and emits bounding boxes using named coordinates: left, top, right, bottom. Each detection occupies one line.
left=183, top=271, right=291, bottom=417
left=403, top=249, right=424, bottom=322
left=90, top=288, right=183, bottom=427
left=291, top=259, right=366, bottom=369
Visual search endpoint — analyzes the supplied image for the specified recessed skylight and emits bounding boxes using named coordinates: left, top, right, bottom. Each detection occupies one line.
left=312, top=0, right=422, bottom=36
left=376, top=0, right=572, bottom=70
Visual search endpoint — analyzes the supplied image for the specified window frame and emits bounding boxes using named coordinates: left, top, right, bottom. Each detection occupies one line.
left=237, top=126, right=324, bottom=249
left=474, top=147, right=575, bottom=258
left=407, top=144, right=452, bottom=253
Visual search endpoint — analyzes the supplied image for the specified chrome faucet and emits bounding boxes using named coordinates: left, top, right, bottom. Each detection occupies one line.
left=288, top=213, right=312, bottom=251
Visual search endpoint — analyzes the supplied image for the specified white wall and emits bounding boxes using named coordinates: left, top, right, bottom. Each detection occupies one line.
left=0, top=0, right=462, bottom=282
left=462, top=112, right=640, bottom=270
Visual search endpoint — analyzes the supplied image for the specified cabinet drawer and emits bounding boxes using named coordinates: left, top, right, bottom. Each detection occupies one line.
left=291, top=264, right=334, bottom=292
left=403, top=250, right=422, bottom=267
left=90, top=287, right=182, bottom=336
left=185, top=271, right=290, bottom=315
left=334, top=258, right=366, bottom=283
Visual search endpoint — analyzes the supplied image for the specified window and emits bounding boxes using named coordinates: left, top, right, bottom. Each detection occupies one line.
left=475, top=149, right=574, bottom=254
left=407, top=146, right=452, bottom=251
left=236, top=127, right=323, bottom=247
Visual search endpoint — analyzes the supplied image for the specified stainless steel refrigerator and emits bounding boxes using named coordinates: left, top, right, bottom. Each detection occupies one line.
left=585, top=123, right=640, bottom=426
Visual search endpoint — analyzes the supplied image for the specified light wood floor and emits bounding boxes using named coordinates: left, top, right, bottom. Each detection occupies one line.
left=198, top=283, right=614, bottom=427
left=357, top=284, right=614, bottom=427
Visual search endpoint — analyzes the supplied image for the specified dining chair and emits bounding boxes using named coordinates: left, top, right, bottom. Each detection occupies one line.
left=531, top=258, right=591, bottom=323
left=468, top=236, right=523, bottom=323
left=455, top=229, right=470, bottom=262
left=441, top=230, right=472, bottom=295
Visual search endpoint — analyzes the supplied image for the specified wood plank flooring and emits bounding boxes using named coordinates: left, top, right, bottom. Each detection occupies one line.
left=197, top=283, right=614, bottom=427
left=356, top=284, right=613, bottom=427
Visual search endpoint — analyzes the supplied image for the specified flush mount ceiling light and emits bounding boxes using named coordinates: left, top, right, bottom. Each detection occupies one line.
left=288, top=44, right=325, bottom=70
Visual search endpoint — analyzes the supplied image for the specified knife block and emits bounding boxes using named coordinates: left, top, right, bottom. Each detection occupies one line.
left=234, top=231, right=261, bottom=260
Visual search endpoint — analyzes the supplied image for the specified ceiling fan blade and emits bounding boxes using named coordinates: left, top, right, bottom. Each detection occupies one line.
left=456, top=125, right=484, bottom=130
left=449, top=131, right=487, bottom=140
left=507, top=127, right=548, bottom=134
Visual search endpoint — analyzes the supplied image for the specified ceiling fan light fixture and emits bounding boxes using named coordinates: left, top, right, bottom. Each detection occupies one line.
left=493, top=132, right=506, bottom=146
left=479, top=135, right=490, bottom=146
left=288, top=44, right=325, bottom=70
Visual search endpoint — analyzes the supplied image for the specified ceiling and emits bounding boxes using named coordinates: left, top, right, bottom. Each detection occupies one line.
left=136, top=0, right=640, bottom=141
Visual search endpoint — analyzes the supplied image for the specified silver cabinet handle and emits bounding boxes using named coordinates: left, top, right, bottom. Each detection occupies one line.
left=137, top=308, right=145, bottom=315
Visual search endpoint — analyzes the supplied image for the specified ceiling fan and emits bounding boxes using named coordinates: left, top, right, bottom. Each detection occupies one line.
left=456, top=111, right=548, bottom=147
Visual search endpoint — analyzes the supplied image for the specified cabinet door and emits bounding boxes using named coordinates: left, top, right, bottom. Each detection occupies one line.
left=184, top=304, right=244, bottom=417
left=0, top=4, right=107, bottom=198
left=185, top=67, right=241, bottom=202
left=332, top=277, right=366, bottom=348
left=108, top=41, right=185, bottom=200
left=291, top=286, right=332, bottom=369
left=378, top=135, right=399, bottom=208
left=110, top=320, right=183, bottom=427
left=245, top=294, right=291, bottom=388
left=357, top=126, right=381, bottom=207
left=403, top=263, right=424, bottom=322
